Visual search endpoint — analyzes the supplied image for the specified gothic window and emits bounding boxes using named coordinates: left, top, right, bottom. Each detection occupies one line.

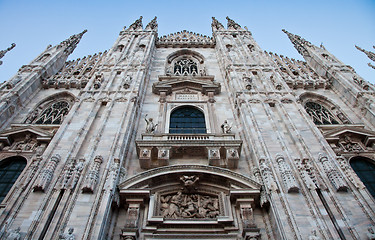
left=304, top=101, right=339, bottom=125
left=350, top=157, right=375, bottom=198
left=0, top=156, right=27, bottom=202
left=174, top=59, right=198, bottom=76
left=34, top=100, right=70, bottom=124
left=169, top=106, right=206, bottom=134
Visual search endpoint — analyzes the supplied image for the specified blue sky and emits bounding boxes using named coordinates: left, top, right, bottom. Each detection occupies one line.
left=0, top=0, right=374, bottom=83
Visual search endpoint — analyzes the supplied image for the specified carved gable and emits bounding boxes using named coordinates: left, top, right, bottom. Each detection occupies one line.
left=323, top=126, right=375, bottom=153
left=0, top=126, right=53, bottom=152
left=153, top=75, right=221, bottom=95
left=157, top=30, right=215, bottom=48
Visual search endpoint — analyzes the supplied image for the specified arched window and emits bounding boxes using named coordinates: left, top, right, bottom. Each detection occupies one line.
left=169, top=107, right=206, bottom=134
left=304, top=101, right=339, bottom=125
left=0, top=156, right=27, bottom=202
left=34, top=100, right=70, bottom=124
left=350, top=157, right=375, bottom=198
left=174, top=59, right=198, bottom=76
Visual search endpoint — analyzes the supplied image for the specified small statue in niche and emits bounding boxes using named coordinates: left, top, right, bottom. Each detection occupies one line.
left=123, top=75, right=132, bottom=89
left=221, top=120, right=232, bottom=134
left=6, top=227, right=21, bottom=240
left=144, top=114, right=158, bottom=133
left=25, top=108, right=41, bottom=124
left=199, top=67, right=207, bottom=76
left=166, top=66, right=172, bottom=76
left=308, top=229, right=321, bottom=240
left=367, top=226, right=375, bottom=240
left=59, top=227, right=75, bottom=240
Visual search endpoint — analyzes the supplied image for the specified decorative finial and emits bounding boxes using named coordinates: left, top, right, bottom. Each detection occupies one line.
left=211, top=17, right=224, bottom=30
left=128, top=16, right=143, bottom=30
left=145, top=16, right=158, bottom=30
left=58, top=29, right=87, bottom=55
left=356, top=45, right=375, bottom=62
left=226, top=16, right=241, bottom=30
left=282, top=29, right=313, bottom=57
left=0, top=43, right=16, bottom=65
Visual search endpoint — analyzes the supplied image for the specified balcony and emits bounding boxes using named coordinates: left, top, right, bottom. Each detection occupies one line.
left=135, top=133, right=242, bottom=169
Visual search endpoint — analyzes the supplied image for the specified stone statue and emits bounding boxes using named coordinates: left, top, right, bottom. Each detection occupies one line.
left=6, top=227, right=21, bottom=240
left=25, top=108, right=40, bottom=123
left=308, top=229, right=321, bottom=240
left=144, top=114, right=158, bottom=133
left=221, top=120, right=232, bottom=134
left=368, top=226, right=375, bottom=240
left=13, top=133, right=38, bottom=151
left=180, top=175, right=199, bottom=192
left=59, top=227, right=75, bottom=240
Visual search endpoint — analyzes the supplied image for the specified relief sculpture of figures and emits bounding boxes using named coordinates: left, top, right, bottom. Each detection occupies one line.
left=144, top=114, right=158, bottom=133
left=160, top=191, right=219, bottom=219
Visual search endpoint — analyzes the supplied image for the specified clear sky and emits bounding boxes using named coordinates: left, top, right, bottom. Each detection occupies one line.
left=0, top=0, right=374, bottom=83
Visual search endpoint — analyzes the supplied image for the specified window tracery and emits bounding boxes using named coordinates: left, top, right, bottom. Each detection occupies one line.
left=304, top=101, right=339, bottom=125
left=174, top=58, right=198, bottom=76
left=34, top=100, right=70, bottom=125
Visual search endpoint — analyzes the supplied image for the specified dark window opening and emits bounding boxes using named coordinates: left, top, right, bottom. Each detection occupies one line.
left=350, top=157, right=375, bottom=198
left=169, top=107, right=206, bottom=134
left=0, top=156, right=27, bottom=202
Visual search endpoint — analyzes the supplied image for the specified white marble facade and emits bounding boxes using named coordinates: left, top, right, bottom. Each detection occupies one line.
left=0, top=17, right=374, bottom=240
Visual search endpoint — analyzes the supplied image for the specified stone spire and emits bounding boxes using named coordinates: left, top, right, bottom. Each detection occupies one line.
left=211, top=17, right=225, bottom=31
left=226, top=16, right=242, bottom=30
left=0, top=43, right=16, bottom=65
left=128, top=16, right=143, bottom=31
left=145, top=16, right=158, bottom=31
left=282, top=29, right=313, bottom=57
left=356, top=45, right=375, bottom=61
left=355, top=45, right=375, bottom=70
left=57, top=29, right=87, bottom=55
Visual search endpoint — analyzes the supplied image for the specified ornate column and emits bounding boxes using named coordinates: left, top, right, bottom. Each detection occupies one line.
left=121, top=197, right=144, bottom=240
left=82, top=155, right=103, bottom=193
left=33, top=154, right=61, bottom=192
left=318, top=154, right=348, bottom=192
left=275, top=154, right=299, bottom=193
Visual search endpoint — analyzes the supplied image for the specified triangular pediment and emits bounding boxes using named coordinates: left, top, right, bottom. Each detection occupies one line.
left=324, top=126, right=375, bottom=139
left=153, top=76, right=221, bottom=95
left=0, top=126, right=53, bottom=145
left=323, top=126, right=375, bottom=147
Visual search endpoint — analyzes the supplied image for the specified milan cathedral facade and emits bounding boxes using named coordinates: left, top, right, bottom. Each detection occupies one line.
left=0, top=17, right=374, bottom=240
